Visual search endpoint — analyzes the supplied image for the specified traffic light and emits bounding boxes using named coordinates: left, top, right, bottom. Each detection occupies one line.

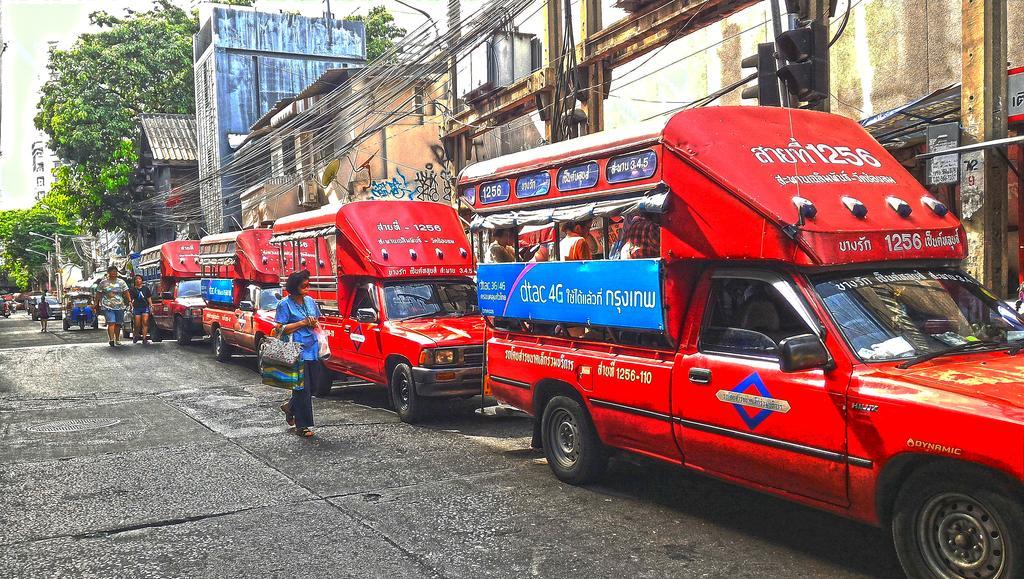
left=740, top=42, right=781, bottom=107
left=775, top=19, right=828, bottom=105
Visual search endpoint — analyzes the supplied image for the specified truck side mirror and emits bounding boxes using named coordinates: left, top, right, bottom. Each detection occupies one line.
left=238, top=300, right=255, bottom=312
left=779, top=334, right=831, bottom=373
left=161, top=292, right=173, bottom=300
left=355, top=308, right=378, bottom=323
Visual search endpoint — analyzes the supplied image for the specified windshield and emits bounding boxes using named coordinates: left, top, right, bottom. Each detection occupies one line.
left=383, top=281, right=478, bottom=321
left=258, top=288, right=281, bottom=311
left=813, top=269, right=1024, bottom=362
left=177, top=280, right=201, bottom=298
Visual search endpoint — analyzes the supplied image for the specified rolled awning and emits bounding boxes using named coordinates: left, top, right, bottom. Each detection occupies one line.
left=469, top=185, right=669, bottom=231
left=269, top=226, right=337, bottom=244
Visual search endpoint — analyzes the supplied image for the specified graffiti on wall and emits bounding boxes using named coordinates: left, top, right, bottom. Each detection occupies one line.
left=369, top=171, right=416, bottom=200
left=368, top=162, right=455, bottom=203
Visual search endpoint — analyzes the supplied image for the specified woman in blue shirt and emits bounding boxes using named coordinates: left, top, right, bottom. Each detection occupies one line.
left=276, top=270, right=325, bottom=437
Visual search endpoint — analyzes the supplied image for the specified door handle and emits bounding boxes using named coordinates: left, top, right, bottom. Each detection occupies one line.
left=689, top=368, right=712, bottom=384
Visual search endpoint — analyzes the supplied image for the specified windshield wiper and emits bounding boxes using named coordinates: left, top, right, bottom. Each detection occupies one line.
left=898, top=340, right=1002, bottom=369
left=1007, top=339, right=1024, bottom=356
left=400, top=311, right=444, bottom=321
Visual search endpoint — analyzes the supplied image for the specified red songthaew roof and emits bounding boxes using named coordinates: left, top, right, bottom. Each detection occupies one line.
left=273, top=200, right=475, bottom=278
left=198, top=228, right=281, bottom=284
left=139, top=241, right=201, bottom=279
left=459, top=106, right=966, bottom=267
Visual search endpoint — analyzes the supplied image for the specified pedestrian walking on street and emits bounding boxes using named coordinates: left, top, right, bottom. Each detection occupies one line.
left=37, top=293, right=50, bottom=332
left=1017, top=280, right=1024, bottom=314
left=130, top=275, right=154, bottom=344
left=275, top=270, right=325, bottom=438
left=96, top=265, right=130, bottom=347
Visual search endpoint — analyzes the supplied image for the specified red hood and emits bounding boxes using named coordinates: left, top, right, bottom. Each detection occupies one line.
left=388, top=315, right=485, bottom=346
left=869, top=352, right=1024, bottom=409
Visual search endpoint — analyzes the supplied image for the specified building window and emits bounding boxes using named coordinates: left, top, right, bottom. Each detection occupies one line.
left=36, top=177, right=46, bottom=188
left=35, top=162, right=44, bottom=173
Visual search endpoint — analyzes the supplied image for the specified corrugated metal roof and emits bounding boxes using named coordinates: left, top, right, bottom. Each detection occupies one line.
left=859, top=84, right=961, bottom=147
left=140, top=114, right=198, bottom=163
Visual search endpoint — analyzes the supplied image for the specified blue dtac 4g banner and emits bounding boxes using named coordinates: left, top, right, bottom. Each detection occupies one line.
left=201, top=278, right=235, bottom=304
left=477, top=259, right=664, bottom=330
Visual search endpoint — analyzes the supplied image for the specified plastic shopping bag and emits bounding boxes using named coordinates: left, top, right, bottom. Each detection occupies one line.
left=315, top=327, right=331, bottom=360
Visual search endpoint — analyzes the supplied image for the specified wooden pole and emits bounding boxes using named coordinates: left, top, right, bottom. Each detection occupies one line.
left=961, top=0, right=1008, bottom=294
left=543, top=0, right=564, bottom=143
left=579, top=0, right=604, bottom=135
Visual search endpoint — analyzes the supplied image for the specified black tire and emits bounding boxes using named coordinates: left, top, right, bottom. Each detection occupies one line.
left=212, top=328, right=233, bottom=362
left=92, top=317, right=99, bottom=329
left=79, top=319, right=85, bottom=330
left=389, top=363, right=423, bottom=423
left=149, top=319, right=163, bottom=342
left=174, top=318, right=191, bottom=345
left=540, top=395, right=607, bottom=485
left=892, top=464, right=1024, bottom=579
left=63, top=318, right=70, bottom=331
left=32, top=314, right=38, bottom=321
left=256, top=338, right=267, bottom=375
left=122, top=326, right=131, bottom=340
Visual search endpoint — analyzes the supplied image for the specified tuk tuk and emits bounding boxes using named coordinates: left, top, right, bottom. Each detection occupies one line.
left=63, top=283, right=99, bottom=330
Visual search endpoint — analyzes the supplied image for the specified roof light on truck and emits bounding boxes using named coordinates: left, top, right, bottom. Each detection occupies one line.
left=841, top=196, right=868, bottom=219
left=792, top=196, right=817, bottom=221
left=381, top=249, right=389, bottom=260
left=435, top=248, right=444, bottom=259
left=410, top=249, right=418, bottom=260
left=886, top=196, right=913, bottom=218
left=922, top=196, right=949, bottom=217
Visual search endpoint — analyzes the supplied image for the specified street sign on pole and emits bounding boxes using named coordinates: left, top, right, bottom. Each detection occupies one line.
left=1008, top=66, right=1024, bottom=123
left=926, top=122, right=959, bottom=185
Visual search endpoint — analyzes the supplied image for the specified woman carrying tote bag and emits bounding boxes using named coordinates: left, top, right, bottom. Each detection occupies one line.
left=275, top=270, right=326, bottom=438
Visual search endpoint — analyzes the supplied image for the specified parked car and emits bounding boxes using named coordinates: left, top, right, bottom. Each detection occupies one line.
left=28, top=296, right=63, bottom=321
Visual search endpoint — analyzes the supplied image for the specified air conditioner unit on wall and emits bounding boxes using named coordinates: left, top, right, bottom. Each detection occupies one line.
left=297, top=179, right=322, bottom=209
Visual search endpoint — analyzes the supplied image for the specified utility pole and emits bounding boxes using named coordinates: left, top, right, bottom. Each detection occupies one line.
left=447, top=0, right=464, bottom=169
left=578, top=0, right=604, bottom=135
left=960, top=0, right=1008, bottom=294
left=54, top=235, right=63, bottom=301
left=543, top=0, right=564, bottom=143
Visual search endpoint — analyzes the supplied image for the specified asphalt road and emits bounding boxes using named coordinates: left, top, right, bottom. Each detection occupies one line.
left=0, top=314, right=905, bottom=578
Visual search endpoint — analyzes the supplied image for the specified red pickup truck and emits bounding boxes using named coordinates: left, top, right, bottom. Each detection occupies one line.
left=197, top=229, right=283, bottom=363
left=465, top=106, right=1024, bottom=579
left=138, top=241, right=205, bottom=344
left=271, top=200, right=482, bottom=422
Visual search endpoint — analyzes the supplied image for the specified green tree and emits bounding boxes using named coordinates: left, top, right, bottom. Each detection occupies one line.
left=346, top=6, right=407, bottom=62
left=34, top=1, right=198, bottom=233
left=0, top=208, right=79, bottom=290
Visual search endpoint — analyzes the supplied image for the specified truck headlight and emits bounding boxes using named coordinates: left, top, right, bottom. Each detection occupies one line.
left=421, top=348, right=458, bottom=366
left=434, top=349, right=457, bottom=365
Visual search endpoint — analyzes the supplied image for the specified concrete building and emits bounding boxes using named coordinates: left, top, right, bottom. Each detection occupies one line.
left=30, top=138, right=59, bottom=201
left=192, top=4, right=365, bottom=234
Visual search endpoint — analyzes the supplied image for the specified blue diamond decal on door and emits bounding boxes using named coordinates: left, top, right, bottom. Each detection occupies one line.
left=730, top=372, right=773, bottom=430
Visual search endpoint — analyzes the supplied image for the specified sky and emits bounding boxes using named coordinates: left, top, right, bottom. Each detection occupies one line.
left=0, top=0, right=435, bottom=210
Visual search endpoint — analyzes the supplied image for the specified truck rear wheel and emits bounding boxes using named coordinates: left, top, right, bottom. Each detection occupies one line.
left=540, top=395, right=607, bottom=485
left=212, top=328, right=233, bottom=362
left=175, top=318, right=191, bottom=345
left=390, top=363, right=423, bottom=423
left=893, top=465, right=1024, bottom=579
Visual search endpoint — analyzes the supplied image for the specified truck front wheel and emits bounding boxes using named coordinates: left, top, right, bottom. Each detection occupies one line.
left=175, top=318, right=191, bottom=345
left=390, top=363, right=423, bottom=423
left=212, top=328, right=233, bottom=362
left=893, top=465, right=1024, bottom=579
left=540, top=395, right=607, bottom=485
